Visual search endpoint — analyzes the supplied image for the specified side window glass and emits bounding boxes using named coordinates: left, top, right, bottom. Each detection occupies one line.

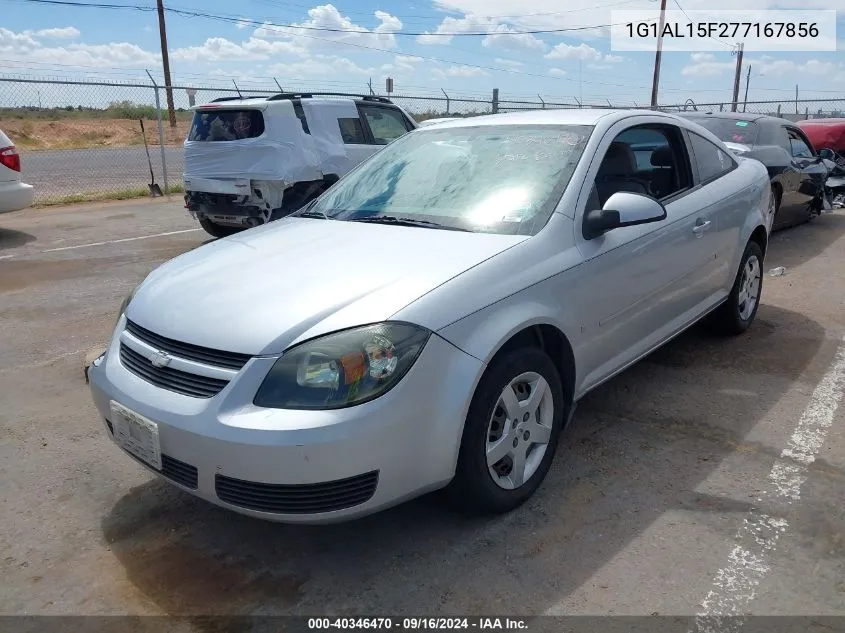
left=689, top=132, right=736, bottom=183
left=591, top=126, right=688, bottom=207
left=788, top=129, right=813, bottom=158
left=360, top=106, right=411, bottom=144
left=338, top=117, right=366, bottom=144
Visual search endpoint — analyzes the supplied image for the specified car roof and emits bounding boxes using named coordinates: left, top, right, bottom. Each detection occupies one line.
left=679, top=111, right=792, bottom=125
left=195, top=92, right=395, bottom=110
left=413, top=108, right=682, bottom=130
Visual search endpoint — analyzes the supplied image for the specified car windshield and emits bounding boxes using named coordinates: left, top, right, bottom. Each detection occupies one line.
left=307, top=124, right=593, bottom=235
left=687, top=117, right=760, bottom=146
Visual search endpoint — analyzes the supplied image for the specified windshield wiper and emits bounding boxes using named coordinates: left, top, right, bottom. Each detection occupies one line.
left=347, top=216, right=470, bottom=231
left=294, top=210, right=331, bottom=219
left=289, top=199, right=331, bottom=220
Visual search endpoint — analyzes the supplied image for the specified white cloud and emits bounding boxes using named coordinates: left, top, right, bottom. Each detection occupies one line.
left=0, top=28, right=158, bottom=67
left=34, top=27, right=80, bottom=39
left=544, top=42, right=602, bottom=62
left=604, top=54, right=625, bottom=63
left=548, top=68, right=567, bottom=76
left=417, top=14, right=494, bottom=45
left=433, top=65, right=489, bottom=78
left=494, top=58, right=524, bottom=69
left=235, top=19, right=251, bottom=30
left=268, top=54, right=375, bottom=77
left=753, top=57, right=838, bottom=76
left=681, top=52, right=735, bottom=76
left=172, top=37, right=305, bottom=62
left=255, top=4, right=402, bottom=51
left=482, top=25, right=547, bottom=53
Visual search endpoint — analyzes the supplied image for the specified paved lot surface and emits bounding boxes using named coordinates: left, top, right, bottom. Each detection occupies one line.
left=1, top=200, right=844, bottom=621
left=22, top=148, right=183, bottom=201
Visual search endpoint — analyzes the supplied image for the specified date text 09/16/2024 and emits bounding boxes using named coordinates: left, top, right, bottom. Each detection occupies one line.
left=307, top=618, right=529, bottom=630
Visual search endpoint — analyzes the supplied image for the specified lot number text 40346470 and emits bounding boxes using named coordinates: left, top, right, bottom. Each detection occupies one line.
left=306, top=618, right=529, bottom=630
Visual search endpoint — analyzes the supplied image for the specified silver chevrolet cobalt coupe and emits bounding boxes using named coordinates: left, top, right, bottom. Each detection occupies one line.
left=89, top=109, right=771, bottom=524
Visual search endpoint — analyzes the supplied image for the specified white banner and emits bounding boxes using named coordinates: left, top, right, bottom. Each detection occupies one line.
left=610, top=10, right=838, bottom=52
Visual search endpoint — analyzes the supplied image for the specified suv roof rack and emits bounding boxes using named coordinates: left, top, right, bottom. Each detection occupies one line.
left=209, top=95, right=272, bottom=103
left=265, top=92, right=392, bottom=104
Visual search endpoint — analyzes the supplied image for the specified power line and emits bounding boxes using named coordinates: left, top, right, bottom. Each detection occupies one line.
left=7, top=0, right=655, bottom=89
left=13, top=0, right=654, bottom=37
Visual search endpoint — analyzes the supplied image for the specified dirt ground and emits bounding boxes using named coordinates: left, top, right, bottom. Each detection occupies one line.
left=1, top=200, right=844, bottom=625
left=5, top=119, right=190, bottom=151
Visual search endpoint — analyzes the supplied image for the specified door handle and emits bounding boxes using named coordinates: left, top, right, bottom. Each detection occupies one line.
left=692, top=219, right=711, bottom=235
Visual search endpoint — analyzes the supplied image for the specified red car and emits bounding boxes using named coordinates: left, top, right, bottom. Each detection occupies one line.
left=797, top=118, right=845, bottom=154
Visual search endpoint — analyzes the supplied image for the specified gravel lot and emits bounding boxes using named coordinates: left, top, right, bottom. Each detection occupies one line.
left=1, top=200, right=844, bottom=622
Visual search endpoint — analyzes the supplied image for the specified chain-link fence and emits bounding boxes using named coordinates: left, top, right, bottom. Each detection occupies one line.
left=2, top=75, right=844, bottom=204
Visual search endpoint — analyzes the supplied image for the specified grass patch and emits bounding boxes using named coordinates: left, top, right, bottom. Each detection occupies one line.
left=36, top=184, right=184, bottom=207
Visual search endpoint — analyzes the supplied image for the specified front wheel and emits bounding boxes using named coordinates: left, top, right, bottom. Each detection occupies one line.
left=447, top=347, right=566, bottom=515
left=198, top=216, right=243, bottom=239
left=708, top=240, right=764, bottom=336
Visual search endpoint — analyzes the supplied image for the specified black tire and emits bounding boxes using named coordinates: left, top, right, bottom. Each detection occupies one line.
left=770, top=185, right=781, bottom=229
left=198, top=216, right=243, bottom=239
left=708, top=240, right=764, bottom=336
left=446, top=346, right=567, bottom=516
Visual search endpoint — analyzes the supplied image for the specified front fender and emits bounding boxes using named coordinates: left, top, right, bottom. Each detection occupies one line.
left=437, top=298, right=579, bottom=384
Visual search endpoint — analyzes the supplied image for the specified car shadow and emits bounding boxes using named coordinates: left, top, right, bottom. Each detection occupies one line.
left=101, top=304, right=831, bottom=617
left=0, top=227, right=36, bottom=251
left=766, top=211, right=845, bottom=271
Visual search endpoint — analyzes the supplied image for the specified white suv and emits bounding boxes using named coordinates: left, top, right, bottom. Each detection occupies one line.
left=183, top=92, right=418, bottom=237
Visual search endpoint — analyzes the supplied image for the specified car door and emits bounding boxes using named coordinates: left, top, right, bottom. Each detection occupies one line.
left=786, top=125, right=828, bottom=211
left=772, top=124, right=826, bottom=227
left=357, top=104, right=415, bottom=147
left=571, top=119, right=722, bottom=392
left=336, top=114, right=378, bottom=168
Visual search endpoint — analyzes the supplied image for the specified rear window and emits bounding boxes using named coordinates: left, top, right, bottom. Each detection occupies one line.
left=187, top=109, right=265, bottom=141
left=687, top=117, right=759, bottom=146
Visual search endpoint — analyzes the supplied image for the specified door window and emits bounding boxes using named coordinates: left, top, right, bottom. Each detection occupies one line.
left=359, top=106, right=411, bottom=144
left=787, top=128, right=814, bottom=158
left=338, top=117, right=367, bottom=144
left=588, top=125, right=691, bottom=208
left=688, top=132, right=736, bottom=184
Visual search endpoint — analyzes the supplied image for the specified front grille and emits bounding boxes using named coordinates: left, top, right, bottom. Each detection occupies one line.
left=119, top=343, right=228, bottom=398
left=161, top=455, right=199, bottom=489
left=125, top=320, right=251, bottom=370
left=215, top=471, right=379, bottom=514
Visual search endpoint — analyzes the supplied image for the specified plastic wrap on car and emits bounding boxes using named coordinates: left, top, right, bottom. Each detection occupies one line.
left=183, top=100, right=324, bottom=183
left=301, top=99, right=357, bottom=177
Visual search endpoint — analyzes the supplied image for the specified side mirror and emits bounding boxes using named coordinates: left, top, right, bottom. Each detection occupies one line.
left=583, top=191, right=667, bottom=240
left=819, top=148, right=836, bottom=160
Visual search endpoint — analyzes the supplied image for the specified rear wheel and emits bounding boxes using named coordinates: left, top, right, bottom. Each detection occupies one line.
left=708, top=240, right=763, bottom=336
left=447, top=347, right=566, bottom=515
left=198, top=216, right=243, bottom=239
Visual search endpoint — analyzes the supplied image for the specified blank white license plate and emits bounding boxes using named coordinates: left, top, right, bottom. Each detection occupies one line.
left=109, top=401, right=162, bottom=471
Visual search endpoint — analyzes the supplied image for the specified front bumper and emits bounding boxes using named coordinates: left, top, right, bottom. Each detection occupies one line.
left=88, top=319, right=483, bottom=524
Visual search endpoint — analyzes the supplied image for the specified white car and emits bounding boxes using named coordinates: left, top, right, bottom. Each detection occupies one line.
left=183, top=92, right=418, bottom=237
left=0, top=129, right=34, bottom=213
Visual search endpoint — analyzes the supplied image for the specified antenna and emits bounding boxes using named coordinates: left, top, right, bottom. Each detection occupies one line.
left=273, top=77, right=283, bottom=92
left=232, top=79, right=243, bottom=98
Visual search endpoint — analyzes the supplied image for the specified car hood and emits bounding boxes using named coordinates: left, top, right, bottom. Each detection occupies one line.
left=127, top=218, right=526, bottom=356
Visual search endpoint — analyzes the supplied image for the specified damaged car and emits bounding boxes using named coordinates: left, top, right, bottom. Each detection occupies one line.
left=679, top=111, right=828, bottom=232
left=183, top=92, right=418, bottom=238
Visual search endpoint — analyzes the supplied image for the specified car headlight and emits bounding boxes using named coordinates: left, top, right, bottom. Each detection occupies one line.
left=254, top=322, right=431, bottom=410
left=113, top=285, right=139, bottom=332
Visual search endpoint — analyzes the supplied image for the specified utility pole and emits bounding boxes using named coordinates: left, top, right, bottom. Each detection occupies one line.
left=156, top=0, right=177, bottom=128
left=742, top=64, right=751, bottom=112
left=650, top=0, right=667, bottom=108
left=730, top=42, right=744, bottom=112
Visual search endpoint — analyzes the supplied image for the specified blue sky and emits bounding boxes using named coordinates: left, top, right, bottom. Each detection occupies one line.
left=1, top=0, right=844, bottom=106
